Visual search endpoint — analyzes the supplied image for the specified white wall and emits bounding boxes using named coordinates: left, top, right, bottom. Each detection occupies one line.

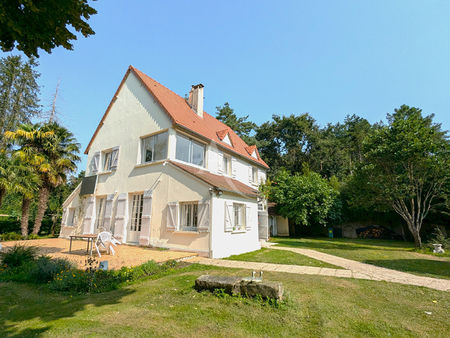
left=210, top=193, right=260, bottom=258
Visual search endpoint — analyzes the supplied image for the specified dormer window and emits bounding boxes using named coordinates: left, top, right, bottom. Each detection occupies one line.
left=217, top=129, right=233, bottom=147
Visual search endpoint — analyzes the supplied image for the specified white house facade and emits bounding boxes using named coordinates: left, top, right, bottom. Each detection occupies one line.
left=60, top=66, right=269, bottom=258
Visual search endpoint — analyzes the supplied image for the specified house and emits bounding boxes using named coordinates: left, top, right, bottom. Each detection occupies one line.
left=60, top=66, right=270, bottom=258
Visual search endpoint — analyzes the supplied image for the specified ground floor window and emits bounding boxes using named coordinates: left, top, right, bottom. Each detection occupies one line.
left=233, top=203, right=246, bottom=231
left=95, top=197, right=106, bottom=229
left=130, top=194, right=144, bottom=232
left=180, top=202, right=198, bottom=231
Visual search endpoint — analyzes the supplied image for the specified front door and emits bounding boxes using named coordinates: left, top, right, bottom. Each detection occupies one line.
left=127, top=194, right=143, bottom=243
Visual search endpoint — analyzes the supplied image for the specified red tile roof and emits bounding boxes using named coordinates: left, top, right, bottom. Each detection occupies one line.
left=85, top=66, right=269, bottom=169
left=216, top=129, right=229, bottom=141
left=169, top=161, right=259, bottom=197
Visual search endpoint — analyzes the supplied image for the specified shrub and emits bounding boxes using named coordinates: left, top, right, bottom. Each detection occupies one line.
left=0, top=232, right=24, bottom=241
left=29, top=256, right=74, bottom=283
left=427, top=227, right=450, bottom=250
left=0, top=245, right=38, bottom=268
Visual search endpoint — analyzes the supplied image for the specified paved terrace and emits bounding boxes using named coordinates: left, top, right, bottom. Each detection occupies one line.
left=2, top=238, right=197, bottom=270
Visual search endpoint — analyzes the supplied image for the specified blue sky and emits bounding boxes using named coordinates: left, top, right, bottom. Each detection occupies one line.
left=2, top=0, right=450, bottom=172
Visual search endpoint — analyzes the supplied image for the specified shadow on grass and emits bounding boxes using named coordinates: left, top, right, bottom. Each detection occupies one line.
left=363, top=259, right=450, bottom=279
left=272, top=238, right=414, bottom=252
left=0, top=282, right=135, bottom=337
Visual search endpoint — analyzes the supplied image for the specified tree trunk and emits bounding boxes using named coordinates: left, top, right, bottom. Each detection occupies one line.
left=33, top=186, right=50, bottom=235
left=0, top=187, right=5, bottom=209
left=411, top=228, right=422, bottom=248
left=21, top=196, right=31, bottom=237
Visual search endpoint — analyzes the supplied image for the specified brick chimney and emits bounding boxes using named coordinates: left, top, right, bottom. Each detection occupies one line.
left=188, top=84, right=204, bottom=117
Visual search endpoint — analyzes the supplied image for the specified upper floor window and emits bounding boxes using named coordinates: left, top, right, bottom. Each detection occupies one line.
left=141, top=131, right=168, bottom=164
left=252, top=167, right=258, bottom=183
left=176, top=134, right=205, bottom=167
left=102, top=147, right=119, bottom=172
left=223, top=155, right=232, bottom=176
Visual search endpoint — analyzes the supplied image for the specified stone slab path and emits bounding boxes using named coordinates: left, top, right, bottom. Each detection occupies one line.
left=188, top=245, right=450, bottom=292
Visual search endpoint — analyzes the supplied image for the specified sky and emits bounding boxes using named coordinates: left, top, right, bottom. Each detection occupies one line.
left=2, top=0, right=450, bottom=172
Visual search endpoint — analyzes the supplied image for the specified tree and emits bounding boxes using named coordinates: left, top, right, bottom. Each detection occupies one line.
left=0, top=0, right=97, bottom=58
left=215, top=103, right=257, bottom=145
left=0, top=55, right=40, bottom=149
left=262, top=167, right=341, bottom=227
left=5, top=122, right=80, bottom=234
left=354, top=105, right=449, bottom=247
left=256, top=113, right=319, bottom=174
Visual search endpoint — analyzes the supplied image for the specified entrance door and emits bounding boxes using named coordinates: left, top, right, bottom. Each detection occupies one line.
left=128, top=194, right=143, bottom=243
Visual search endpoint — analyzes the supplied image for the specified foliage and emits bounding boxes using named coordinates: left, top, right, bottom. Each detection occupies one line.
left=263, top=168, right=341, bottom=227
left=256, top=113, right=318, bottom=174
left=0, top=0, right=97, bottom=57
left=29, top=256, right=74, bottom=283
left=350, top=105, right=449, bottom=247
left=215, top=102, right=257, bottom=145
left=0, top=232, right=23, bottom=241
left=5, top=122, right=81, bottom=234
left=427, top=227, right=450, bottom=250
left=0, top=244, right=38, bottom=268
left=0, top=56, right=40, bottom=149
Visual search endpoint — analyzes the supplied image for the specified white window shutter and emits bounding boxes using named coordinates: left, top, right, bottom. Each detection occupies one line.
left=245, top=205, right=252, bottom=231
left=231, top=158, right=237, bottom=178
left=110, top=147, right=119, bottom=170
left=102, top=193, right=115, bottom=231
left=248, top=166, right=253, bottom=183
left=61, top=208, right=68, bottom=226
left=217, top=152, right=224, bottom=174
left=142, top=189, right=152, bottom=222
left=91, top=152, right=100, bottom=173
left=167, top=202, right=178, bottom=231
left=82, top=196, right=95, bottom=233
left=197, top=200, right=210, bottom=232
left=224, top=201, right=233, bottom=232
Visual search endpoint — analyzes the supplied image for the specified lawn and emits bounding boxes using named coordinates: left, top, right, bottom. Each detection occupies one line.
left=1, top=264, right=449, bottom=337
left=270, top=237, right=450, bottom=280
left=226, top=247, right=341, bottom=269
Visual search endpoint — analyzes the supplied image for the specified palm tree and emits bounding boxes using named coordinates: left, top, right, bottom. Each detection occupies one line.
left=5, top=122, right=80, bottom=234
left=8, top=158, right=40, bottom=236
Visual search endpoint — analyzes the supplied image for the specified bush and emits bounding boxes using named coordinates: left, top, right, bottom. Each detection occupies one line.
left=29, top=256, right=74, bottom=283
left=0, top=245, right=38, bottom=268
left=427, top=227, right=450, bottom=250
left=0, top=232, right=24, bottom=241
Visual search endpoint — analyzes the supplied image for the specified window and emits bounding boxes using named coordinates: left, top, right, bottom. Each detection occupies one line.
left=103, top=151, right=112, bottom=171
left=233, top=203, right=246, bottom=231
left=102, top=147, right=119, bottom=171
left=252, top=167, right=258, bottom=183
left=130, top=194, right=144, bottom=232
left=176, top=134, right=205, bottom=167
left=141, top=131, right=168, bottom=164
left=67, top=208, right=76, bottom=226
left=180, top=202, right=198, bottom=231
left=95, top=197, right=106, bottom=229
left=223, top=155, right=231, bottom=175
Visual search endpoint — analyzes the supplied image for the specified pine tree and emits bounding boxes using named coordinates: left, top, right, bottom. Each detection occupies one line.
left=0, top=55, right=41, bottom=149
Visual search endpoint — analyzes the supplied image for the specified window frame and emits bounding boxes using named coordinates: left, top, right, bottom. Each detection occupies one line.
left=67, top=208, right=76, bottom=226
left=175, top=134, right=206, bottom=167
left=140, top=131, right=168, bottom=164
left=233, top=203, right=246, bottom=232
left=252, top=167, right=258, bottom=184
left=223, top=154, right=232, bottom=176
left=179, top=201, right=199, bottom=232
left=130, top=193, right=144, bottom=232
left=103, top=151, right=112, bottom=171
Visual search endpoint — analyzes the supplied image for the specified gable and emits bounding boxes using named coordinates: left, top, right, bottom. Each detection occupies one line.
left=85, top=70, right=172, bottom=156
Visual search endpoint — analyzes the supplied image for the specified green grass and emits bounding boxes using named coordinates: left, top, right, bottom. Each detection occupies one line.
left=1, top=264, right=449, bottom=337
left=271, top=237, right=450, bottom=279
left=226, top=247, right=341, bottom=269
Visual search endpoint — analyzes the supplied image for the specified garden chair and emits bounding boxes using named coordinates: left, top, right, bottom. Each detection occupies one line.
left=95, top=231, right=121, bottom=257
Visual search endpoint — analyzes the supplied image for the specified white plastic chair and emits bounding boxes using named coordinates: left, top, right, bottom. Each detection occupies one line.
left=95, top=231, right=121, bottom=257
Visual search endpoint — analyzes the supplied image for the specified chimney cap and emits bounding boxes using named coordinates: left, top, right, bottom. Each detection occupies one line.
left=191, top=83, right=204, bottom=89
